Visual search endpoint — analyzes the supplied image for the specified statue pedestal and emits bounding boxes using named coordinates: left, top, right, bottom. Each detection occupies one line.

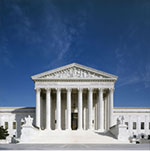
left=117, top=124, right=129, bottom=141
left=110, top=124, right=129, bottom=142
left=110, top=116, right=129, bottom=142
left=20, top=115, right=38, bottom=143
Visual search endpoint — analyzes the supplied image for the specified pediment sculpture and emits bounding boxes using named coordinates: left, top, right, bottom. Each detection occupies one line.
left=41, top=67, right=105, bottom=79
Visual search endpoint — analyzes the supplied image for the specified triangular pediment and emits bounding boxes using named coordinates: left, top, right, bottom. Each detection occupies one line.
left=32, top=63, right=117, bottom=80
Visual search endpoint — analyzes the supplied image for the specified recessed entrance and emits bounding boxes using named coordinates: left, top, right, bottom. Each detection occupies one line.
left=71, top=113, right=78, bottom=130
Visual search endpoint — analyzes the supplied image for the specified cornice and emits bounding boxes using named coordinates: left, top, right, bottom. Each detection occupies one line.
left=113, top=107, right=150, bottom=113
left=34, top=78, right=116, bottom=82
left=0, top=107, right=35, bottom=109
left=113, top=111, right=150, bottom=113
left=114, top=107, right=150, bottom=109
left=0, top=111, right=35, bottom=113
left=0, top=107, right=35, bottom=113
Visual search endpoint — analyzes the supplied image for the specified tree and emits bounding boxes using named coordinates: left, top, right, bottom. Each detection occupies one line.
left=0, top=126, right=9, bottom=139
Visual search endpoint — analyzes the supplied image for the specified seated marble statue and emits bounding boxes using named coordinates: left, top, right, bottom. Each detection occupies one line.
left=117, top=116, right=125, bottom=125
left=22, top=115, right=33, bottom=127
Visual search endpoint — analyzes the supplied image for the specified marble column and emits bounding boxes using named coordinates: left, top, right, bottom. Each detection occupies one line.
left=56, top=88, right=61, bottom=130
left=46, top=88, right=51, bottom=130
left=88, top=88, right=93, bottom=130
left=109, top=88, right=114, bottom=128
left=105, top=94, right=109, bottom=130
left=98, top=88, right=104, bottom=131
left=107, top=94, right=110, bottom=130
left=36, top=88, right=41, bottom=128
left=78, top=88, right=83, bottom=130
left=67, top=88, right=71, bottom=130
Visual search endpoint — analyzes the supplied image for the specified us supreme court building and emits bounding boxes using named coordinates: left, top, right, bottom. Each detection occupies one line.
left=0, top=63, right=150, bottom=143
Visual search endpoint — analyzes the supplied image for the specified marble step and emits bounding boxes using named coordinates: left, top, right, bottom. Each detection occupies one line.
left=22, top=130, right=129, bottom=144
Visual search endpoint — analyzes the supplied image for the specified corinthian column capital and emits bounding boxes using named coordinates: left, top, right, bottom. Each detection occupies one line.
left=78, top=87, right=83, bottom=92
left=67, top=88, right=72, bottom=92
left=45, top=87, right=50, bottom=90
left=98, top=88, right=104, bottom=92
left=88, top=88, right=93, bottom=92
left=109, top=88, right=115, bottom=92
left=56, top=88, right=61, bottom=92
left=35, top=88, right=41, bottom=92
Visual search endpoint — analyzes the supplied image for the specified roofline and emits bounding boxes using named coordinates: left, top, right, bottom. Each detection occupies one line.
left=1, top=107, right=149, bottom=109
left=114, top=107, right=150, bottom=109
left=31, top=63, right=118, bottom=80
left=0, top=107, right=35, bottom=109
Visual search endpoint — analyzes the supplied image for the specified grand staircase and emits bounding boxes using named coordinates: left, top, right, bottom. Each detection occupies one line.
left=20, top=130, right=129, bottom=144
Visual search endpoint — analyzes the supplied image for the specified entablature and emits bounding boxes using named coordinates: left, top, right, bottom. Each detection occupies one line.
left=34, top=81, right=115, bottom=89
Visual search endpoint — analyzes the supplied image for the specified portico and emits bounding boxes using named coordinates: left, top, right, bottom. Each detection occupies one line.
left=32, top=63, right=117, bottom=131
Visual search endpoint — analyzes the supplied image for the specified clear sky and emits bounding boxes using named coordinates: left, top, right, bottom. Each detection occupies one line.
left=0, top=0, right=150, bottom=107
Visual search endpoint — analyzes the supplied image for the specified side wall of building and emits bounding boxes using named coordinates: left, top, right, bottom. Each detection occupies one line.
left=113, top=107, right=150, bottom=139
left=0, top=107, right=35, bottom=138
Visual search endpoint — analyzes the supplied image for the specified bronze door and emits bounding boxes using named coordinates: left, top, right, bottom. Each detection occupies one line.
left=71, top=113, right=78, bottom=130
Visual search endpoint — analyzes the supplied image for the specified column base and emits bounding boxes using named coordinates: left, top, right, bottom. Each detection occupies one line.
left=98, top=129, right=105, bottom=132
left=54, top=129, right=62, bottom=132
left=56, top=125, right=61, bottom=130
left=36, top=126, right=41, bottom=130
left=87, top=129, right=94, bottom=132
left=66, top=128, right=72, bottom=131
left=45, top=128, right=52, bottom=131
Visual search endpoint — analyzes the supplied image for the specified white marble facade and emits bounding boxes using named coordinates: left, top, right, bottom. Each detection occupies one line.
left=32, top=63, right=116, bottom=131
left=0, top=63, right=150, bottom=140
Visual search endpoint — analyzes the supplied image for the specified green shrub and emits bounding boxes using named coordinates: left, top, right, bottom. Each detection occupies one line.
left=0, top=126, right=9, bottom=139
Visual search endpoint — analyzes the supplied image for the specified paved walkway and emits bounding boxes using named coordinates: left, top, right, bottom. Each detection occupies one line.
left=0, top=144, right=149, bottom=150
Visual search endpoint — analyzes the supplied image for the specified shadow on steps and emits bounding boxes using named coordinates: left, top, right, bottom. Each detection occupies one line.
left=94, top=131, right=117, bottom=139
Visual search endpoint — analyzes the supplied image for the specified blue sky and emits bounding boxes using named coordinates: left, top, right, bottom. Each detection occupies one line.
left=0, top=0, right=150, bottom=107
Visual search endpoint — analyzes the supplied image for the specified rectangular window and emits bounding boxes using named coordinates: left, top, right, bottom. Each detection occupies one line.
left=5, top=122, right=8, bottom=129
left=125, top=122, right=128, bottom=129
left=13, top=122, right=16, bottom=129
left=141, top=122, right=144, bottom=129
left=133, top=122, right=136, bottom=129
